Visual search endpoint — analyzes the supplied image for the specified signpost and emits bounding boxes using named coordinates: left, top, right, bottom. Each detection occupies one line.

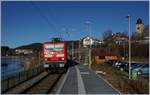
left=83, top=37, right=93, bottom=47
left=82, top=36, right=93, bottom=69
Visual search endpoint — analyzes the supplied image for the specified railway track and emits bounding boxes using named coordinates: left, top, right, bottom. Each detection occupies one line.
left=4, top=71, right=64, bottom=94
left=20, top=72, right=63, bottom=94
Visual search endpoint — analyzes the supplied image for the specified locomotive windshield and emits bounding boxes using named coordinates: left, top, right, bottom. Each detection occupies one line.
left=44, top=44, right=64, bottom=52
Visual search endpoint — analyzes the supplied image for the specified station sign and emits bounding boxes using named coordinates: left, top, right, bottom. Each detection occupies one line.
left=83, top=37, right=94, bottom=47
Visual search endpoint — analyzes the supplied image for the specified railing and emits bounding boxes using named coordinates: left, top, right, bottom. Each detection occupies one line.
left=1, top=65, right=44, bottom=93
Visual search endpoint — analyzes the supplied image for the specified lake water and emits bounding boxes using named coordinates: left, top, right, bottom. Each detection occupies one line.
left=1, top=56, right=23, bottom=79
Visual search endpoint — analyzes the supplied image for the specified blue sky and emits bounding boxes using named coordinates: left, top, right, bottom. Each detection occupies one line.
left=1, top=1, right=149, bottom=48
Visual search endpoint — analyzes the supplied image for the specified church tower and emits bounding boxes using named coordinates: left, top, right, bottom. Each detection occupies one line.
left=136, top=18, right=144, bottom=34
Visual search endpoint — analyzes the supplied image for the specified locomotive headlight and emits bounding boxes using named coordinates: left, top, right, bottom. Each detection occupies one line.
left=61, top=58, right=64, bottom=60
left=51, top=52, right=54, bottom=54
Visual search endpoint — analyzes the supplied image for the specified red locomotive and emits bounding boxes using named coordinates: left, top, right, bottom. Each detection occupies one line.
left=42, top=41, right=67, bottom=72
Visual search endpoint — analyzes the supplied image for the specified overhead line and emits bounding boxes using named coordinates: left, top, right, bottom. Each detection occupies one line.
left=30, top=1, right=58, bottom=34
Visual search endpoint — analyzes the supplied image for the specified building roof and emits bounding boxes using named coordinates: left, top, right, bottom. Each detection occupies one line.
left=136, top=18, right=143, bottom=24
left=81, top=35, right=102, bottom=42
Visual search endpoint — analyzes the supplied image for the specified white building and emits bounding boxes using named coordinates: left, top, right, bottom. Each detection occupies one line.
left=82, top=36, right=103, bottom=48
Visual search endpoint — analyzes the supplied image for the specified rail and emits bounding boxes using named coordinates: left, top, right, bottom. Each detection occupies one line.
left=21, top=73, right=62, bottom=94
left=1, top=65, right=44, bottom=93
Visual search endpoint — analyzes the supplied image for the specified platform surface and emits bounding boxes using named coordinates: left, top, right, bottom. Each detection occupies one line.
left=57, top=64, right=120, bottom=94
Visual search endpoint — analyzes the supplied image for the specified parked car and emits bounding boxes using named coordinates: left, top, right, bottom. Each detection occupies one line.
left=114, top=60, right=125, bottom=68
left=123, top=63, right=148, bottom=72
left=119, top=62, right=142, bottom=72
left=131, top=63, right=144, bottom=70
left=133, top=64, right=149, bottom=75
left=117, top=61, right=128, bottom=71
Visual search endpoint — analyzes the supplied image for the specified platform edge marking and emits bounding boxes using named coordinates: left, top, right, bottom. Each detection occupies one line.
left=75, top=66, right=86, bottom=94
left=56, top=68, right=70, bottom=94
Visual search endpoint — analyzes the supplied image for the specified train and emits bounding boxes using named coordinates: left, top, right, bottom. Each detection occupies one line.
left=42, top=41, right=68, bottom=72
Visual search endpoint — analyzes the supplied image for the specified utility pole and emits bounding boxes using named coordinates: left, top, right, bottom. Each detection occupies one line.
left=123, top=41, right=126, bottom=60
left=78, top=39, right=80, bottom=63
left=85, top=21, right=92, bottom=69
left=38, top=50, right=41, bottom=66
left=126, top=15, right=131, bottom=79
left=66, top=30, right=74, bottom=59
left=72, top=41, right=74, bottom=59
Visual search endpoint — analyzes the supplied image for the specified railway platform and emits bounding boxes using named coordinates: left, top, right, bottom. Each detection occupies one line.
left=56, top=63, right=120, bottom=94
left=3, top=61, right=121, bottom=94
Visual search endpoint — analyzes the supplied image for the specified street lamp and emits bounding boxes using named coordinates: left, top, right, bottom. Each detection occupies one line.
left=78, top=39, right=80, bottom=63
left=66, top=31, right=74, bottom=59
left=126, top=15, right=131, bottom=79
left=85, top=21, right=92, bottom=69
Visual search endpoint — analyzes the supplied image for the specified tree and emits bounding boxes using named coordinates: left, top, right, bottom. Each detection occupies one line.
left=102, top=30, right=113, bottom=41
left=1, top=46, right=10, bottom=56
left=122, top=31, right=128, bottom=37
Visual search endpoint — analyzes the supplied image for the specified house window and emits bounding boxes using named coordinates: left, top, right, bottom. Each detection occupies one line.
left=99, top=56, right=105, bottom=59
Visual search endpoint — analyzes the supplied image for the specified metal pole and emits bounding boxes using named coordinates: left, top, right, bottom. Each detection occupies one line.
left=127, top=15, right=131, bottom=79
left=66, top=31, right=73, bottom=59
left=89, top=47, right=91, bottom=69
left=72, top=42, right=73, bottom=59
left=38, top=51, right=41, bottom=66
left=124, top=42, right=126, bottom=59
left=85, top=21, right=92, bottom=69
left=78, top=40, right=80, bottom=63
left=89, top=25, right=92, bottom=69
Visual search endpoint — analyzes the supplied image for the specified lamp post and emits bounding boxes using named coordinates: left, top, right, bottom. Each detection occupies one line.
left=78, top=39, right=80, bottom=63
left=72, top=42, right=74, bottom=58
left=126, top=15, right=131, bottom=79
left=66, top=31, right=74, bottom=59
left=85, top=21, right=92, bottom=69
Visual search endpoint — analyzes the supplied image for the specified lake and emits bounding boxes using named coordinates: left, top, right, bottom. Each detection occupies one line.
left=1, top=56, right=23, bottom=79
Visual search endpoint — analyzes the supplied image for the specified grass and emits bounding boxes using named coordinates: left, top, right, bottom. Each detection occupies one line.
left=92, top=63, right=149, bottom=94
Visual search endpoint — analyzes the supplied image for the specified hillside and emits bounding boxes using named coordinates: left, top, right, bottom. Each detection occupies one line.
left=15, top=43, right=43, bottom=51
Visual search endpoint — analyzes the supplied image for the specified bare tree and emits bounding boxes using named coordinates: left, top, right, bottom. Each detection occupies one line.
left=103, top=30, right=113, bottom=41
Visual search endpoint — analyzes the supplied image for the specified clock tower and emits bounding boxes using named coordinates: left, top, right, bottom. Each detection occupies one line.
left=136, top=18, right=144, bottom=34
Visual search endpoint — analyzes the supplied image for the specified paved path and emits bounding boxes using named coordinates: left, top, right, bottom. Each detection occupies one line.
left=57, top=64, right=120, bottom=94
